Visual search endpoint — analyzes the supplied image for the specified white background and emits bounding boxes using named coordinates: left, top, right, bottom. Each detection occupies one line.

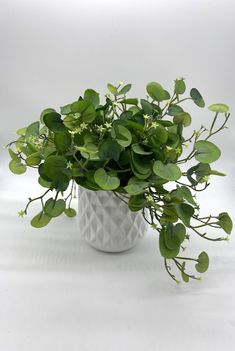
left=0, top=0, right=235, bottom=350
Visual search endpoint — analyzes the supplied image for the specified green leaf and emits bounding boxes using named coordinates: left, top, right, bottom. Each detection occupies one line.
left=84, top=89, right=100, bottom=108
left=149, top=124, right=168, bottom=145
left=8, top=148, right=19, bottom=160
left=177, top=185, right=197, bottom=206
left=9, top=159, right=27, bottom=175
left=131, top=153, right=152, bottom=179
left=168, top=105, right=184, bottom=116
left=98, top=139, right=121, bottom=161
left=124, top=178, right=149, bottom=195
left=31, top=212, right=51, bottom=228
left=140, top=99, right=154, bottom=115
left=175, top=203, right=194, bottom=227
left=132, top=143, right=152, bottom=155
left=173, top=113, right=192, bottom=127
left=94, top=168, right=120, bottom=190
left=208, top=104, right=229, bottom=113
left=217, top=212, right=233, bottom=234
left=159, top=227, right=180, bottom=259
left=64, top=208, right=77, bottom=217
left=44, top=198, right=66, bottom=218
left=63, top=115, right=79, bottom=129
left=164, top=223, right=181, bottom=250
left=43, top=112, right=67, bottom=133
left=54, top=132, right=72, bottom=152
left=16, top=127, right=27, bottom=136
left=107, top=83, right=117, bottom=95
left=120, top=98, right=138, bottom=105
left=40, top=108, right=56, bottom=123
left=195, top=251, right=209, bottom=273
left=43, top=156, right=67, bottom=179
left=128, top=194, right=146, bottom=212
left=174, top=79, right=186, bottom=95
left=111, top=124, right=132, bottom=147
left=71, top=100, right=96, bottom=123
left=195, top=140, right=221, bottom=164
left=25, top=122, right=40, bottom=142
left=50, top=174, right=70, bottom=192
left=25, top=152, right=42, bottom=166
left=174, top=223, right=186, bottom=243
left=153, top=161, right=182, bottom=181
left=190, top=88, right=205, bottom=108
left=146, top=82, right=166, bottom=102
left=60, top=104, right=72, bottom=115
left=118, top=84, right=132, bottom=95
left=38, top=176, right=51, bottom=188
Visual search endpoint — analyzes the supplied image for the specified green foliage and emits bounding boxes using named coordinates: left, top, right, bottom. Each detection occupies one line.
left=194, top=140, right=221, bottom=164
left=153, top=161, right=181, bottom=181
left=7, top=78, right=232, bottom=284
left=195, top=252, right=209, bottom=273
left=208, top=104, right=229, bottom=113
left=94, top=168, right=120, bottom=190
left=217, top=212, right=233, bottom=234
left=190, top=88, right=205, bottom=107
left=31, top=212, right=51, bottom=228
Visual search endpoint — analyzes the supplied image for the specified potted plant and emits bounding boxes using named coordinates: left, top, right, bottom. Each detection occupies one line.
left=7, top=79, right=233, bottom=283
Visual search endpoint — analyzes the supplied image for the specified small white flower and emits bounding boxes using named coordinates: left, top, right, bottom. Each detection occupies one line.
left=143, top=114, right=150, bottom=120
left=118, top=80, right=124, bottom=85
left=66, top=161, right=73, bottom=170
left=104, top=122, right=112, bottom=129
left=151, top=121, right=158, bottom=129
left=146, top=195, right=154, bottom=203
left=80, top=122, right=88, bottom=130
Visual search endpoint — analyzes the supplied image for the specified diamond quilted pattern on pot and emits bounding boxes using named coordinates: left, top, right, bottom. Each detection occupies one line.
left=77, top=187, right=147, bottom=252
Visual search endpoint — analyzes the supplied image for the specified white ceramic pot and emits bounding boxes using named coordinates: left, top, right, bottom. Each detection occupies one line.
left=77, top=187, right=147, bottom=252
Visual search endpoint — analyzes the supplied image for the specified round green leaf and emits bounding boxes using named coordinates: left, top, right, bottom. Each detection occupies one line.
left=111, top=124, right=132, bottom=147
left=43, top=112, right=66, bottom=133
left=84, top=89, right=100, bottom=108
left=107, top=83, right=118, bottom=95
left=164, top=223, right=181, bottom=250
left=195, top=140, right=221, bottom=164
left=9, top=159, right=27, bottom=175
left=146, top=82, right=166, bottom=102
left=132, top=143, right=152, bottom=155
left=118, top=84, right=132, bottom=95
left=208, top=104, right=229, bottom=113
left=26, top=152, right=41, bottom=166
left=64, top=208, right=77, bottom=217
left=98, top=139, right=121, bottom=161
left=175, top=203, right=194, bottom=227
left=25, top=122, right=40, bottom=142
left=128, top=194, right=146, bottom=212
left=40, top=108, right=56, bottom=123
left=173, top=113, right=192, bottom=127
left=31, top=212, right=51, bottom=228
left=54, top=132, right=72, bottom=152
left=153, top=161, right=182, bottom=181
left=168, top=105, right=184, bottom=116
left=217, top=212, right=233, bottom=234
left=71, top=100, right=96, bottom=123
left=159, top=227, right=180, bottom=259
left=43, top=156, right=67, bottom=179
left=195, top=251, right=209, bottom=273
left=44, top=198, right=66, bottom=218
left=190, top=88, right=205, bottom=108
left=174, top=79, right=186, bottom=95
left=38, top=176, right=51, bottom=188
left=94, top=168, right=120, bottom=190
